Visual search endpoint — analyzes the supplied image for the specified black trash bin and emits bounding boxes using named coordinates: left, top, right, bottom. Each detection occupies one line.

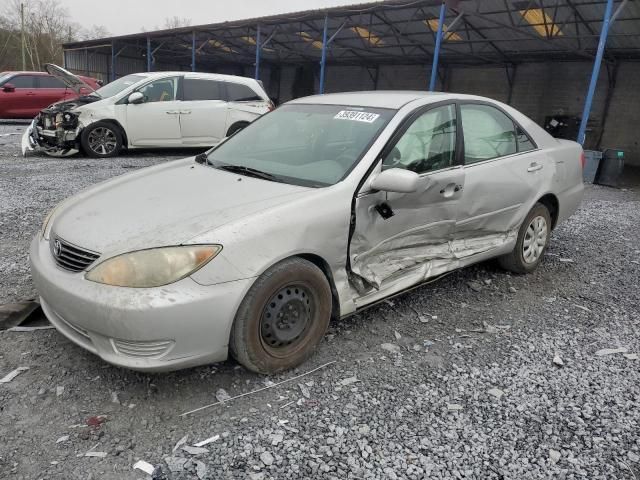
left=595, top=149, right=625, bottom=187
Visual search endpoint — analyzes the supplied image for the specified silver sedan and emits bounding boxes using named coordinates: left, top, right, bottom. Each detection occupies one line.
left=30, top=91, right=584, bottom=373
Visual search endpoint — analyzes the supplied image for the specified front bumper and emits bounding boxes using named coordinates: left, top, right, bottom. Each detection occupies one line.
left=30, top=235, right=253, bottom=372
left=22, top=121, right=79, bottom=158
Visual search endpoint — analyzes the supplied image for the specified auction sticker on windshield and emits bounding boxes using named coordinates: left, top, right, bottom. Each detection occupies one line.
left=334, top=110, right=380, bottom=123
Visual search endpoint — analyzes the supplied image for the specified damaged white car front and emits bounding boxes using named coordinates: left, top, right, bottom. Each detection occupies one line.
left=22, top=64, right=102, bottom=157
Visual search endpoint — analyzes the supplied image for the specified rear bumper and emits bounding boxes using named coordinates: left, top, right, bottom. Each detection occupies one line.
left=557, top=181, right=585, bottom=226
left=30, top=235, right=253, bottom=372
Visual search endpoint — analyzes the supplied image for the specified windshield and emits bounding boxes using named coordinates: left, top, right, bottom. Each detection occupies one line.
left=207, top=104, right=395, bottom=187
left=95, top=74, right=146, bottom=98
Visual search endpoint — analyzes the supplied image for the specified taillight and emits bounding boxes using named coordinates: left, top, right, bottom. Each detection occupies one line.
left=268, top=101, right=275, bottom=112
left=580, top=150, right=585, bottom=169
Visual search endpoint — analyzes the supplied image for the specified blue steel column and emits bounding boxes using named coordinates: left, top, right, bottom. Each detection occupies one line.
left=319, top=14, right=329, bottom=94
left=255, top=25, right=261, bottom=80
left=191, top=31, right=196, bottom=72
left=577, top=0, right=614, bottom=145
left=429, top=2, right=446, bottom=91
left=110, top=42, right=116, bottom=82
left=146, top=37, right=152, bottom=72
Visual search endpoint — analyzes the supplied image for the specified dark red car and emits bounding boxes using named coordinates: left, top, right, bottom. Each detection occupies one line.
left=0, top=71, right=101, bottom=119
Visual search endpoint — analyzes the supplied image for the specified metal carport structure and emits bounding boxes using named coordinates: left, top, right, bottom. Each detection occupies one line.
left=62, top=0, right=639, bottom=147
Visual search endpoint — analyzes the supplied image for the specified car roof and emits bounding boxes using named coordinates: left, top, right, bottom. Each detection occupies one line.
left=135, top=71, right=260, bottom=85
left=285, top=91, right=502, bottom=110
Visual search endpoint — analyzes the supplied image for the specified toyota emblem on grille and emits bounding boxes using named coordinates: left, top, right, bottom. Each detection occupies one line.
left=53, top=239, right=62, bottom=257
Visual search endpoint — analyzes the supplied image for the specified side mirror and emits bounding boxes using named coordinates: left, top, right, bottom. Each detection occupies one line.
left=2, top=83, right=16, bottom=92
left=128, top=91, right=144, bottom=104
left=370, top=168, right=419, bottom=193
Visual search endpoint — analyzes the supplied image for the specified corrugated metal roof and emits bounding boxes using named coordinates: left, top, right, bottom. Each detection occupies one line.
left=63, top=0, right=640, bottom=67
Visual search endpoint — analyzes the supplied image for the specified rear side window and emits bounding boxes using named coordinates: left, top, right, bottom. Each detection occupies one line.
left=38, top=76, right=66, bottom=88
left=183, top=78, right=225, bottom=101
left=226, top=82, right=261, bottom=102
left=516, top=125, right=536, bottom=152
left=10, top=75, right=36, bottom=88
left=461, top=104, right=517, bottom=164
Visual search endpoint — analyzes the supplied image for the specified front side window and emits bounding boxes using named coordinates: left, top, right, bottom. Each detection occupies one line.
left=383, top=104, right=457, bottom=174
left=226, top=82, right=261, bottom=102
left=95, top=74, right=146, bottom=98
left=9, top=75, right=36, bottom=88
left=183, top=78, right=224, bottom=101
left=461, top=104, right=517, bottom=164
left=136, top=77, right=178, bottom=103
left=207, top=104, right=395, bottom=186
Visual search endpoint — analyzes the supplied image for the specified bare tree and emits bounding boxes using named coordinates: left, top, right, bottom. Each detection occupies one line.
left=160, top=16, right=191, bottom=30
left=0, top=0, right=109, bottom=71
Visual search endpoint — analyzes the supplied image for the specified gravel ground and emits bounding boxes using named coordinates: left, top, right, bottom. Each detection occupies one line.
left=0, top=123, right=639, bottom=480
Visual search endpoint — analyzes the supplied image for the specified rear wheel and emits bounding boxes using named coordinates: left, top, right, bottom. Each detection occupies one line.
left=230, top=258, right=332, bottom=374
left=81, top=121, right=123, bottom=158
left=498, top=203, right=551, bottom=274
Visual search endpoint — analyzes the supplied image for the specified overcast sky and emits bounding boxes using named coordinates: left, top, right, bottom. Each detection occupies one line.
left=59, top=0, right=375, bottom=36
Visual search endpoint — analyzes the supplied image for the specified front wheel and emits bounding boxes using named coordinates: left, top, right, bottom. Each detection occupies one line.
left=80, top=122, right=123, bottom=158
left=230, top=258, right=332, bottom=374
left=498, top=203, right=551, bottom=274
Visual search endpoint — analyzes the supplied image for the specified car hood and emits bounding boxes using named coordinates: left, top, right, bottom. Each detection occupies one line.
left=44, top=63, right=98, bottom=95
left=41, top=95, right=103, bottom=113
left=51, top=158, right=311, bottom=254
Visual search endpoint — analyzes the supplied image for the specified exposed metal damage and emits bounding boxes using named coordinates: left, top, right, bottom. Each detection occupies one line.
left=350, top=227, right=519, bottom=290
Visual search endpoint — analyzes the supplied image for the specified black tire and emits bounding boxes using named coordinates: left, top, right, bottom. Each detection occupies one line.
left=80, top=121, right=123, bottom=158
left=230, top=258, right=332, bottom=374
left=498, top=203, right=552, bottom=274
left=226, top=122, right=249, bottom=137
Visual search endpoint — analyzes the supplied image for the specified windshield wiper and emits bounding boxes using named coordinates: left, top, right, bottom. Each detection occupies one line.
left=215, top=164, right=282, bottom=182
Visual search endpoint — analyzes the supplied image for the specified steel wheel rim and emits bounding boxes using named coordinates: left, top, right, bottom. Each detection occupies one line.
left=88, top=127, right=117, bottom=155
left=523, top=215, right=548, bottom=264
left=260, top=284, right=314, bottom=357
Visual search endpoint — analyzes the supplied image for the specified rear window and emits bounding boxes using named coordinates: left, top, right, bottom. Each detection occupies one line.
left=183, top=78, right=225, bottom=101
left=38, top=76, right=66, bottom=88
left=10, top=75, right=36, bottom=88
left=226, top=82, right=262, bottom=102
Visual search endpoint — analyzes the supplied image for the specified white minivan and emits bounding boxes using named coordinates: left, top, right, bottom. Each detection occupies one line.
left=23, top=64, right=274, bottom=158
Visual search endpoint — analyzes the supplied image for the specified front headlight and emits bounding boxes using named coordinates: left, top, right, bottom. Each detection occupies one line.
left=85, top=245, right=222, bottom=288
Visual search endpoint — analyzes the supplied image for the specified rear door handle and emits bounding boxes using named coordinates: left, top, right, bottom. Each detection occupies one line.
left=166, top=110, right=180, bottom=114
left=527, top=162, right=543, bottom=172
left=179, top=110, right=191, bottom=115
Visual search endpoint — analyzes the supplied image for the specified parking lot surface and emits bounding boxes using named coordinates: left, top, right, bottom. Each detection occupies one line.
left=1, top=122, right=639, bottom=479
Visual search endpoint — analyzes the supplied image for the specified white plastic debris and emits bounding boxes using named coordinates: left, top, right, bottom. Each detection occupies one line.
left=595, top=347, right=628, bottom=356
left=394, top=331, right=401, bottom=340
left=488, top=388, right=505, bottom=399
left=623, top=353, right=638, bottom=360
left=0, top=366, right=29, bottom=383
left=172, top=434, right=188, bottom=453
left=84, top=451, right=107, bottom=458
left=447, top=403, right=463, bottom=411
left=553, top=355, right=564, bottom=367
left=193, top=434, right=220, bottom=447
left=182, top=445, right=209, bottom=455
left=339, top=376, right=358, bottom=387
left=56, top=435, right=69, bottom=444
left=298, top=383, right=310, bottom=398
left=133, top=460, right=155, bottom=475
left=215, top=388, right=231, bottom=403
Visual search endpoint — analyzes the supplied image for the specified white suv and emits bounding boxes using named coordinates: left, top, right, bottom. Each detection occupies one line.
left=23, top=64, right=274, bottom=158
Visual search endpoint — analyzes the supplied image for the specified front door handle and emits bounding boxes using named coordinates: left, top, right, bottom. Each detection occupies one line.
left=166, top=110, right=180, bottom=114
left=439, top=183, right=463, bottom=197
left=527, top=162, right=543, bottom=172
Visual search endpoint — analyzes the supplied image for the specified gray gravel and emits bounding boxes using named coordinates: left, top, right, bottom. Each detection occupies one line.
left=1, top=123, right=639, bottom=479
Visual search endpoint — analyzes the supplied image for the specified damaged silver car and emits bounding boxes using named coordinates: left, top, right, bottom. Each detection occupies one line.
left=22, top=64, right=273, bottom=158
left=30, top=91, right=584, bottom=373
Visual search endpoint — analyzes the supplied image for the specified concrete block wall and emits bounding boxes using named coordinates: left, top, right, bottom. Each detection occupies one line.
left=273, top=60, right=638, bottom=166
